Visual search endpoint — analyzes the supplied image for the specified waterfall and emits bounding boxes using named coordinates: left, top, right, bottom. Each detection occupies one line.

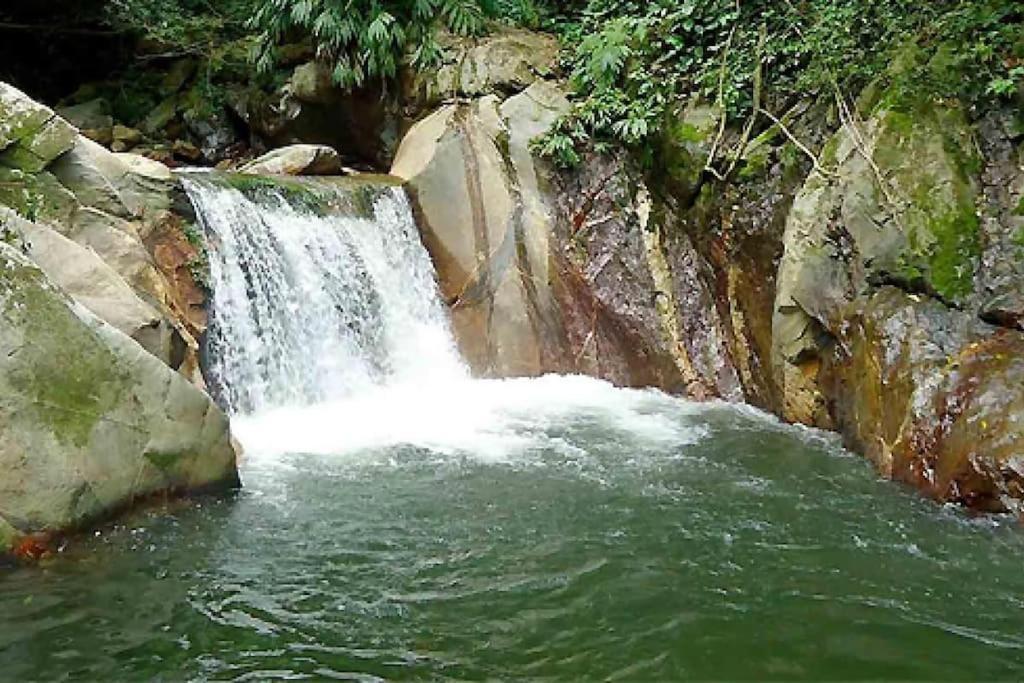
left=182, top=175, right=467, bottom=415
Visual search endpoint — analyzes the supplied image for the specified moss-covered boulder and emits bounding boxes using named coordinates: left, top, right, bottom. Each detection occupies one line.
left=401, top=27, right=560, bottom=113
left=2, top=207, right=184, bottom=367
left=773, top=97, right=983, bottom=425
left=0, top=83, right=76, bottom=173
left=0, top=242, right=238, bottom=556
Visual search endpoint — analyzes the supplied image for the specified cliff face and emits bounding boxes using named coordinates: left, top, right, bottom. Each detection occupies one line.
left=385, top=30, right=1024, bottom=514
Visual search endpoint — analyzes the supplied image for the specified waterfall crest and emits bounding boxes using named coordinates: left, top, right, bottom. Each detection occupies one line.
left=182, top=175, right=466, bottom=415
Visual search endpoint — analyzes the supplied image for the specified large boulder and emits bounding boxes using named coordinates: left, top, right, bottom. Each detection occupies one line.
left=393, top=79, right=742, bottom=397
left=393, top=83, right=571, bottom=376
left=240, top=144, right=343, bottom=176
left=0, top=243, right=238, bottom=554
left=50, top=135, right=173, bottom=219
left=3, top=208, right=184, bottom=367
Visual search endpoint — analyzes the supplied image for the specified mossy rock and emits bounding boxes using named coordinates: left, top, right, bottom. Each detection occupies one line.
left=0, top=241, right=238, bottom=547
left=0, top=167, right=79, bottom=225
left=209, top=171, right=396, bottom=218
left=872, top=107, right=981, bottom=302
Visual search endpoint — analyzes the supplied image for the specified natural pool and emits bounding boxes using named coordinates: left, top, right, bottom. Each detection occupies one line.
left=2, top=376, right=1023, bottom=681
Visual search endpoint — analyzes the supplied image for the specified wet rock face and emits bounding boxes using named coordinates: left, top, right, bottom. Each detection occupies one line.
left=393, top=77, right=745, bottom=397
left=393, top=86, right=572, bottom=377
left=767, top=85, right=1024, bottom=508
left=549, top=153, right=742, bottom=398
left=821, top=289, right=1024, bottom=513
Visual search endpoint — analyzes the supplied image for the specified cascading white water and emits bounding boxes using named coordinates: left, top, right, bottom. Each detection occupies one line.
left=183, top=172, right=702, bottom=462
left=182, top=175, right=467, bottom=415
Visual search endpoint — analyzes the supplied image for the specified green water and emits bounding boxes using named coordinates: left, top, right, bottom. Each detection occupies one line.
left=2, top=383, right=1023, bottom=681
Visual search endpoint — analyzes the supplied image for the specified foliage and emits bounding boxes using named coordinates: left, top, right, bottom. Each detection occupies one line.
left=536, top=0, right=1024, bottom=166
left=250, top=0, right=525, bottom=89
left=105, top=0, right=257, bottom=50
left=93, top=0, right=264, bottom=125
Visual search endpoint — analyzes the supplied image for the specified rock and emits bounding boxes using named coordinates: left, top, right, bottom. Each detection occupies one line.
left=655, top=98, right=720, bottom=204
left=0, top=242, right=238, bottom=554
left=241, top=144, right=343, bottom=176
left=50, top=135, right=172, bottom=219
left=138, top=209, right=210, bottom=341
left=2, top=207, right=181, bottom=366
left=393, top=91, right=565, bottom=376
left=56, top=99, right=112, bottom=131
left=402, top=28, right=560, bottom=112
left=172, top=140, right=202, bottom=162
left=111, top=124, right=143, bottom=152
left=0, top=167, right=78, bottom=226
left=975, top=109, right=1024, bottom=330
left=392, top=80, right=740, bottom=397
left=252, top=66, right=401, bottom=167
left=290, top=61, right=336, bottom=105
left=183, top=106, right=238, bottom=162
left=162, top=58, right=197, bottom=95
left=820, top=288, right=1024, bottom=512
left=0, top=82, right=77, bottom=173
left=141, top=96, right=180, bottom=136
left=772, top=98, right=982, bottom=425
left=56, top=99, right=113, bottom=145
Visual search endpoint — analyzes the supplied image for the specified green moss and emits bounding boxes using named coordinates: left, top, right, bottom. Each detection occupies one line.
left=673, top=122, right=706, bottom=145
left=144, top=448, right=188, bottom=470
left=218, top=172, right=396, bottom=219
left=872, top=100, right=981, bottom=303
left=0, top=515, right=18, bottom=551
left=221, top=173, right=331, bottom=215
left=738, top=149, right=770, bottom=181
left=820, top=135, right=841, bottom=171
left=1, top=255, right=127, bottom=447
left=0, top=169, right=77, bottom=224
left=923, top=202, right=981, bottom=301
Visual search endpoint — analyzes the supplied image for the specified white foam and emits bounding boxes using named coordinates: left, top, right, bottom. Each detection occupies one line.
left=233, top=374, right=706, bottom=464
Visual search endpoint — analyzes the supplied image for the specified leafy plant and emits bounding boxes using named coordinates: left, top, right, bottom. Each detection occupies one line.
left=250, top=0, right=515, bottom=88
left=537, top=0, right=1024, bottom=166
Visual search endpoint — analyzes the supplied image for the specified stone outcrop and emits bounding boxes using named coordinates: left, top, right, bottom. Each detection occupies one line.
left=0, top=83, right=201, bottom=374
left=0, top=82, right=238, bottom=556
left=0, top=243, right=238, bottom=554
left=820, top=288, right=1024, bottom=512
left=767, top=85, right=1024, bottom=510
left=393, top=76, right=742, bottom=396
